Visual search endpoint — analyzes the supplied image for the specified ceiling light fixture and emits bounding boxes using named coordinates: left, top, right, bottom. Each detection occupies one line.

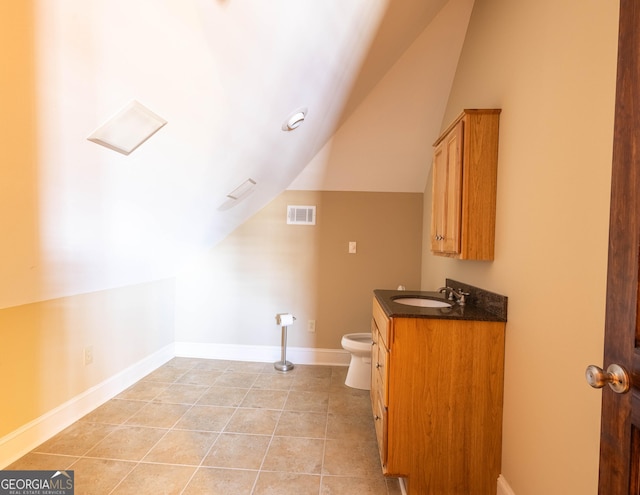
left=217, top=178, right=258, bottom=211
left=282, top=108, right=307, bottom=131
left=87, top=100, right=167, bottom=155
left=227, top=178, right=257, bottom=201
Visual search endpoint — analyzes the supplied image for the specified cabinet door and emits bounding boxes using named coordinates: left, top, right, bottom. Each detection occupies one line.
left=431, top=120, right=463, bottom=254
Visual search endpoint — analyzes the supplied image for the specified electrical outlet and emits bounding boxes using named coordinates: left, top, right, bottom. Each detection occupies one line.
left=308, top=320, right=316, bottom=333
left=83, top=346, right=93, bottom=366
left=348, top=241, right=357, bottom=254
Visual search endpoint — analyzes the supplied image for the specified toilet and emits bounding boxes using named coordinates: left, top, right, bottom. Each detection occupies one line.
left=341, top=333, right=373, bottom=390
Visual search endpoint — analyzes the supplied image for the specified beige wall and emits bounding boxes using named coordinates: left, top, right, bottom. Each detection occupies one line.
left=0, top=280, right=175, bottom=440
left=421, top=0, right=618, bottom=494
left=0, top=3, right=175, bottom=450
left=175, top=190, right=422, bottom=349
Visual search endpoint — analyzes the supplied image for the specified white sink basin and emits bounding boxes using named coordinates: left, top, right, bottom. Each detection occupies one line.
left=392, top=297, right=452, bottom=308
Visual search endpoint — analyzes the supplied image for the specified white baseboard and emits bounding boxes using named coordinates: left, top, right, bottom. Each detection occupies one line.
left=398, top=477, right=408, bottom=495
left=497, top=474, right=515, bottom=495
left=174, top=342, right=350, bottom=366
left=0, top=344, right=174, bottom=469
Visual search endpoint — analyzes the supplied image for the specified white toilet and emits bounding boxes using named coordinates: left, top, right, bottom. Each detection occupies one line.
left=341, top=333, right=373, bottom=390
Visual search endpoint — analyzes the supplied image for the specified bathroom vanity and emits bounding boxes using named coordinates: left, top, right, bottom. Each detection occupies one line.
left=371, top=283, right=507, bottom=495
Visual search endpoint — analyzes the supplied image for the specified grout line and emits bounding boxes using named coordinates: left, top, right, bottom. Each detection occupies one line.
left=106, top=360, right=202, bottom=495
left=13, top=359, right=387, bottom=495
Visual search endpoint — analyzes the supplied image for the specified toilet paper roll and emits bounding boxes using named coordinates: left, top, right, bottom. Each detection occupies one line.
left=275, top=313, right=295, bottom=326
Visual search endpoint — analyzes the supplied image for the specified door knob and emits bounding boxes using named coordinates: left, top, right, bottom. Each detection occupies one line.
left=585, top=363, right=630, bottom=394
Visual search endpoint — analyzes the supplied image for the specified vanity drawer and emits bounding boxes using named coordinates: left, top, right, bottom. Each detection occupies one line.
left=372, top=297, right=391, bottom=348
left=375, top=338, right=389, bottom=407
left=373, top=390, right=388, bottom=469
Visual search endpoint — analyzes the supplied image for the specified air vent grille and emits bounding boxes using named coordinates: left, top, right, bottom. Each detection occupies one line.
left=287, top=205, right=316, bottom=225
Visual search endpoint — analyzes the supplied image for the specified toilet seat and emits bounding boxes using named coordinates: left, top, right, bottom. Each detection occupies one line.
left=341, top=332, right=372, bottom=353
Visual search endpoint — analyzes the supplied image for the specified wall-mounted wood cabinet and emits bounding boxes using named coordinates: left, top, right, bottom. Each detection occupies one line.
left=431, top=109, right=501, bottom=260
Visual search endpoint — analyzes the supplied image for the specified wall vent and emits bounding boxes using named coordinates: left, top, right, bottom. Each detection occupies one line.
left=287, top=205, right=316, bottom=225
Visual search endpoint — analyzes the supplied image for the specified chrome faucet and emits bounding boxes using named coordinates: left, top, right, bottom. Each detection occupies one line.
left=438, top=286, right=469, bottom=306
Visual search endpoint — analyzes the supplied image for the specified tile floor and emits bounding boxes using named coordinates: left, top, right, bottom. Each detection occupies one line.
left=7, top=358, right=402, bottom=494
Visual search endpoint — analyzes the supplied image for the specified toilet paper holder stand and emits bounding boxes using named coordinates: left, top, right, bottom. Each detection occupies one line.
left=274, top=313, right=296, bottom=372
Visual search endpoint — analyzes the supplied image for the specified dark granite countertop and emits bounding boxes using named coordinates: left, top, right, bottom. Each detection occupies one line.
left=374, top=287, right=507, bottom=323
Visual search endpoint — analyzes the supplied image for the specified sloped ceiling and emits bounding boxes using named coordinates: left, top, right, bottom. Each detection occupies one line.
left=1, top=0, right=473, bottom=308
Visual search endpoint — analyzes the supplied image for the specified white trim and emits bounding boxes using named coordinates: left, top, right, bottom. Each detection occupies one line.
left=398, top=477, right=408, bottom=495
left=497, top=474, right=516, bottom=495
left=0, top=344, right=174, bottom=469
left=174, top=342, right=350, bottom=366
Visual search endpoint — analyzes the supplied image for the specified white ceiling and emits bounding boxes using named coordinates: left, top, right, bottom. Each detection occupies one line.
left=14, top=0, right=473, bottom=306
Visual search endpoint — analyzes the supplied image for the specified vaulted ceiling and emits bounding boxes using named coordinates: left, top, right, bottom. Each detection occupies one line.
left=3, top=0, right=474, bottom=307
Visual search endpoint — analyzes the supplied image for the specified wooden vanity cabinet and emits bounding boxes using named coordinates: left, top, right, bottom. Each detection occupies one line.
left=431, top=109, right=501, bottom=260
left=370, top=297, right=506, bottom=495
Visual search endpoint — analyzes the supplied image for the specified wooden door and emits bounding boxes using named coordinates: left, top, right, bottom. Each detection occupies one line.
left=593, top=1, right=640, bottom=493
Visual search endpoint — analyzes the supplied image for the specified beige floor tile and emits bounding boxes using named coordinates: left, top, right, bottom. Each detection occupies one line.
left=328, top=391, right=371, bottom=416
left=326, top=413, right=376, bottom=441
left=275, top=411, right=328, bottom=438
left=8, top=359, right=385, bottom=495
left=7, top=453, right=78, bottom=471
left=214, top=371, right=260, bottom=388
left=142, top=366, right=188, bottom=383
left=82, top=399, right=146, bottom=425
left=68, top=457, right=135, bottom=495
left=330, top=366, right=348, bottom=382
left=322, top=438, right=383, bottom=477
left=193, top=359, right=236, bottom=371
left=153, top=383, right=209, bottom=404
left=224, top=408, right=281, bottom=435
left=197, top=386, right=248, bottom=407
left=116, top=380, right=170, bottom=401
left=285, top=390, right=330, bottom=413
left=173, top=405, right=236, bottom=431
left=292, top=365, right=333, bottom=379
left=34, top=421, right=117, bottom=456
left=253, top=471, right=321, bottom=495
left=202, top=433, right=271, bottom=470
left=183, top=467, right=258, bottom=495
left=252, top=372, right=295, bottom=390
left=240, top=388, right=289, bottom=409
left=261, top=436, right=324, bottom=474
left=125, top=402, right=190, bottom=428
left=110, top=462, right=195, bottom=495
left=143, top=429, right=218, bottom=465
left=291, top=374, right=332, bottom=392
left=225, top=361, right=272, bottom=373
left=320, top=475, right=388, bottom=494
left=85, top=426, right=167, bottom=461
left=175, top=369, right=224, bottom=386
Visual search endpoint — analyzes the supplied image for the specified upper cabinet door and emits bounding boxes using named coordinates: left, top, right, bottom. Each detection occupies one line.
left=431, top=120, right=463, bottom=254
left=431, top=109, right=501, bottom=260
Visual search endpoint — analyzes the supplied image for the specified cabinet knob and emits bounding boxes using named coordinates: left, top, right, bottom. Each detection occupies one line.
left=376, top=363, right=381, bottom=369
left=374, top=415, right=381, bottom=421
